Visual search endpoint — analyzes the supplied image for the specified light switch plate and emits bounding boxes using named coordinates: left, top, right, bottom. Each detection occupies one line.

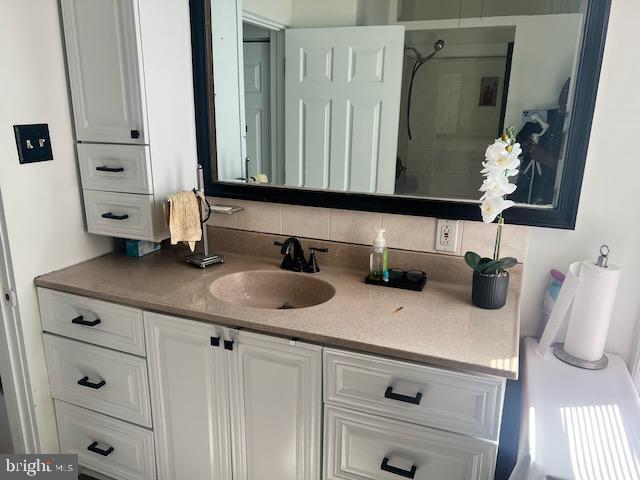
left=436, top=219, right=461, bottom=253
left=13, top=123, right=53, bottom=164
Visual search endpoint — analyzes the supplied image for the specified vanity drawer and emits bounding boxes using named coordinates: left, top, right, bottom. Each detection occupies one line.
left=83, top=190, right=155, bottom=241
left=324, top=349, right=504, bottom=440
left=55, top=400, right=156, bottom=480
left=324, top=406, right=496, bottom=480
left=38, top=288, right=145, bottom=355
left=78, top=144, right=153, bottom=195
left=44, top=334, right=151, bottom=427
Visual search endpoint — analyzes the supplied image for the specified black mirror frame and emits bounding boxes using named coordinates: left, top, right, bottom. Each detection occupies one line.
left=190, top=0, right=610, bottom=229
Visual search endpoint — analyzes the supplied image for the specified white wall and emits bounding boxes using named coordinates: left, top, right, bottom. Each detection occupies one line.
left=0, top=0, right=113, bottom=451
left=290, top=0, right=359, bottom=28
left=243, top=0, right=292, bottom=25
left=520, top=0, right=640, bottom=365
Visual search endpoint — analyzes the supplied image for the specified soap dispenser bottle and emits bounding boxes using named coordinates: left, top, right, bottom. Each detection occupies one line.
left=370, top=227, right=389, bottom=282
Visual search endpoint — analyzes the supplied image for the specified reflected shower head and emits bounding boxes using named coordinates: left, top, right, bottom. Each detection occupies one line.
left=405, top=40, right=445, bottom=65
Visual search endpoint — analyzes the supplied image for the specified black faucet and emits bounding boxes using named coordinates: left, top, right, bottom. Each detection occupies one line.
left=275, top=237, right=306, bottom=272
left=274, top=238, right=328, bottom=273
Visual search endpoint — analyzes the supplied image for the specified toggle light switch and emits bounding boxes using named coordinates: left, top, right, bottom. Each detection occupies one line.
left=13, top=123, right=53, bottom=164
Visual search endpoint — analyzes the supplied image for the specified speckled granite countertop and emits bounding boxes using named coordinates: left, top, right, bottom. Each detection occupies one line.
left=35, top=241, right=520, bottom=379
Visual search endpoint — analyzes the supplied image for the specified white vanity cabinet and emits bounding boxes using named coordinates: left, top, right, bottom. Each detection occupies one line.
left=323, top=349, right=505, bottom=480
left=40, top=287, right=506, bottom=480
left=144, top=312, right=233, bottom=480
left=230, top=332, right=322, bottom=480
left=145, top=312, right=323, bottom=480
left=60, top=0, right=197, bottom=241
left=39, top=288, right=156, bottom=480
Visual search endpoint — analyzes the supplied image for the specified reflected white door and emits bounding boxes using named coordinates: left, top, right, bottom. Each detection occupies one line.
left=243, top=42, right=271, bottom=180
left=284, top=26, right=404, bottom=194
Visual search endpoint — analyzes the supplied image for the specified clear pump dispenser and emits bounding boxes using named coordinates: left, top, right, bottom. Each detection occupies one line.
left=370, top=227, right=389, bottom=282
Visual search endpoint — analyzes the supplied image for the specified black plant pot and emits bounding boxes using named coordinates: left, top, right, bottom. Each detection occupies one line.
left=472, top=271, right=509, bottom=309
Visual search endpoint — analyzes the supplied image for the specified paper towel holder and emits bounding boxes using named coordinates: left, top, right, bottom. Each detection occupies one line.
left=553, top=343, right=609, bottom=370
left=551, top=244, right=612, bottom=370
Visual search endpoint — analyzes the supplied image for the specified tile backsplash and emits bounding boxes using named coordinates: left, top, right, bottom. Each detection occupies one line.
left=207, top=197, right=530, bottom=263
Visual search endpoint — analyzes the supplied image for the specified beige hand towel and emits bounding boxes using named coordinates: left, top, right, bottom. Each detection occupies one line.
left=168, top=191, right=202, bottom=251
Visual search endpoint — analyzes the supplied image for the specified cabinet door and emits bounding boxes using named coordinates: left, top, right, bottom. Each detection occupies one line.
left=230, top=331, right=322, bottom=480
left=61, top=0, right=147, bottom=144
left=145, top=312, right=233, bottom=480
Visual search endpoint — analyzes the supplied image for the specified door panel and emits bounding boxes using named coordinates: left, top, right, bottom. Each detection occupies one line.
left=285, top=26, right=404, bottom=194
left=231, top=331, right=322, bottom=480
left=244, top=42, right=271, bottom=179
left=145, top=313, right=233, bottom=480
left=61, top=0, right=146, bottom=144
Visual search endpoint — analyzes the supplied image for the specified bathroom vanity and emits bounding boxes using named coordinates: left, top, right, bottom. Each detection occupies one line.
left=35, top=233, right=519, bottom=480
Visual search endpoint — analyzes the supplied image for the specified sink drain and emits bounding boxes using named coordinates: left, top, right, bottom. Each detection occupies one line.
left=278, top=302, right=296, bottom=310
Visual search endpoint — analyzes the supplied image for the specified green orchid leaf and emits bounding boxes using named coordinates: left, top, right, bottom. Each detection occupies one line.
left=478, top=257, right=518, bottom=274
left=464, top=251, right=481, bottom=270
left=477, top=259, right=502, bottom=274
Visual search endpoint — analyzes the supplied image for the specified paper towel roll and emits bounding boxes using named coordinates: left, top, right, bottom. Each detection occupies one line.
left=564, top=261, right=621, bottom=361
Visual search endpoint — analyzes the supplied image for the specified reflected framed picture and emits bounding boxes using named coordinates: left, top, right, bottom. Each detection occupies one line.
left=479, top=77, right=499, bottom=106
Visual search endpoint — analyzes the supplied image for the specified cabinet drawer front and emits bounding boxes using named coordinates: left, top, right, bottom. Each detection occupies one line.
left=38, top=288, right=145, bottom=355
left=83, top=190, right=155, bottom=241
left=55, top=401, right=155, bottom=480
left=78, top=144, right=153, bottom=194
left=324, top=349, right=504, bottom=440
left=44, top=335, right=151, bottom=427
left=324, top=406, right=496, bottom=480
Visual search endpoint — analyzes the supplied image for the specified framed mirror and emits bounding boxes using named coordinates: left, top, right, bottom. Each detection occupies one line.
left=190, top=0, right=611, bottom=229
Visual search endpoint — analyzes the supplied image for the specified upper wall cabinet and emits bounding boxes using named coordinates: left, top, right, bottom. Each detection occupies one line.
left=61, top=0, right=147, bottom=144
left=61, top=0, right=198, bottom=242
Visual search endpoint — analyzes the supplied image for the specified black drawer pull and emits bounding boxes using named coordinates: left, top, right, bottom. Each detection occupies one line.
left=130, top=129, right=140, bottom=139
left=96, top=166, right=124, bottom=172
left=384, top=386, right=422, bottom=405
left=71, top=315, right=101, bottom=327
left=87, top=441, right=114, bottom=457
left=77, top=376, right=106, bottom=389
left=380, top=458, right=417, bottom=479
left=101, top=212, right=129, bottom=220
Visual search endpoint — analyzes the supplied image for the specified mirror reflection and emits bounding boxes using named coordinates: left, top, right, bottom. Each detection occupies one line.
left=212, top=0, right=587, bottom=207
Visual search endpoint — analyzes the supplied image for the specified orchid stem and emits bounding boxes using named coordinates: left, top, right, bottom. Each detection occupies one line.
left=494, top=214, right=504, bottom=260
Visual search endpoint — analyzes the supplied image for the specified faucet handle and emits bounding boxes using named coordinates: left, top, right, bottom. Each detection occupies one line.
left=304, top=247, right=328, bottom=273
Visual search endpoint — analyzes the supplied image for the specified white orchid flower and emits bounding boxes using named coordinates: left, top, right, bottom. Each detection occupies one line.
left=484, top=139, right=509, bottom=161
left=479, top=174, right=517, bottom=200
left=483, top=151, right=521, bottom=172
left=480, top=197, right=515, bottom=223
left=477, top=130, right=520, bottom=224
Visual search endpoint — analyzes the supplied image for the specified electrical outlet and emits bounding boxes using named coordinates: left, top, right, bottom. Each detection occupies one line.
left=436, top=219, right=461, bottom=253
